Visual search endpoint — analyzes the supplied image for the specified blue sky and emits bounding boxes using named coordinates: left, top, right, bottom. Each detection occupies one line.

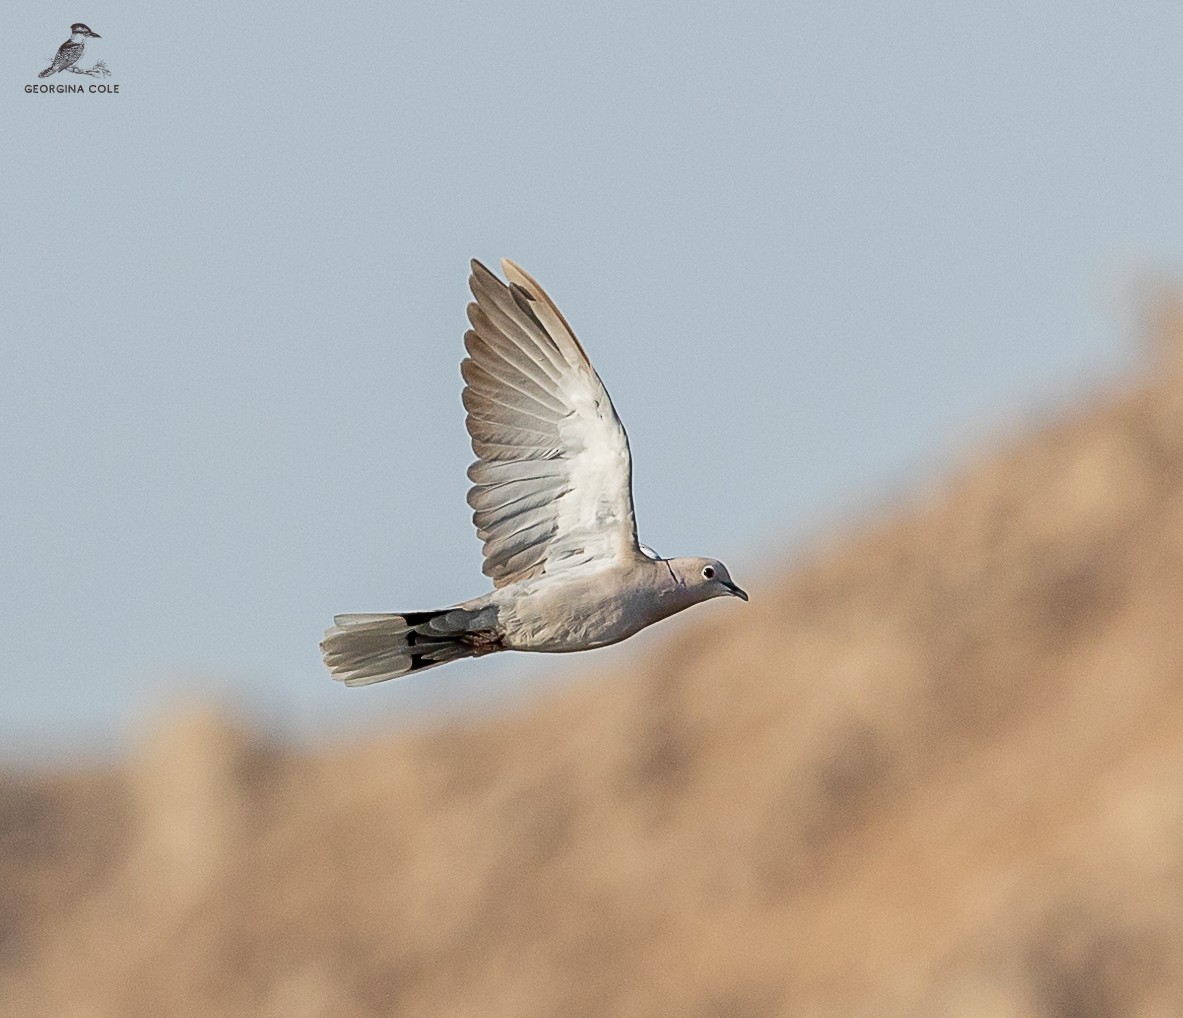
left=3, top=2, right=1181, bottom=757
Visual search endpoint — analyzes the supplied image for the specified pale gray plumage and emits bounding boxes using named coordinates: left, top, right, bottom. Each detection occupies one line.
left=322, top=259, right=747, bottom=687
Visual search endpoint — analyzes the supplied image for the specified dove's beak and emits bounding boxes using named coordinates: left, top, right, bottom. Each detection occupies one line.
left=723, top=581, right=748, bottom=602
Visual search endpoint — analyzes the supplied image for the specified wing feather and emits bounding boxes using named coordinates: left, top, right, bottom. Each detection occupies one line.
left=465, top=417, right=559, bottom=449
left=469, top=441, right=563, bottom=462
left=463, top=259, right=639, bottom=586
left=472, top=484, right=558, bottom=521
left=468, top=480, right=566, bottom=516
left=466, top=457, right=567, bottom=486
left=481, top=517, right=558, bottom=565
left=467, top=473, right=564, bottom=504
left=469, top=263, right=568, bottom=376
left=461, top=389, right=559, bottom=431
left=460, top=359, right=569, bottom=419
left=465, top=314, right=562, bottom=391
left=474, top=488, right=562, bottom=538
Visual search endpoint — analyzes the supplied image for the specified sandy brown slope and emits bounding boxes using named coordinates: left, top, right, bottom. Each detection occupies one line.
left=5, top=324, right=1183, bottom=1017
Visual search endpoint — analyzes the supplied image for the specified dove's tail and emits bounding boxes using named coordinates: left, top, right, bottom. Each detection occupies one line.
left=321, top=606, right=503, bottom=686
left=38, top=66, right=56, bottom=77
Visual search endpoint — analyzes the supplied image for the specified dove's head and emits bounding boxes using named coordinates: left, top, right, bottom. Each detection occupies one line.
left=667, top=556, right=748, bottom=603
left=71, top=23, right=100, bottom=37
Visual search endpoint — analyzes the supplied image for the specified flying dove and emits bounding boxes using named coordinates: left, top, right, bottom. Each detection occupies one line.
left=322, top=259, right=747, bottom=686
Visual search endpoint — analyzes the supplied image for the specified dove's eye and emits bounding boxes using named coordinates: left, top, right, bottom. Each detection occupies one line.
left=702, top=566, right=716, bottom=580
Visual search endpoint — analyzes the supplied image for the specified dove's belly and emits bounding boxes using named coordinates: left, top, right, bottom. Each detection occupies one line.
left=494, top=570, right=678, bottom=653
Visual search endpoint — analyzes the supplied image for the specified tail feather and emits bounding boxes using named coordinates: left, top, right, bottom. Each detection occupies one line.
left=321, top=606, right=500, bottom=686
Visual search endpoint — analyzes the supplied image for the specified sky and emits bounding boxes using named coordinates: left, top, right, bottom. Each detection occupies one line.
left=3, top=2, right=1182, bottom=758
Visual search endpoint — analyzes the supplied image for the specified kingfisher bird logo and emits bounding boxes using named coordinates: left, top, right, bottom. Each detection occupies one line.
left=25, top=21, right=118, bottom=94
left=38, top=22, right=109, bottom=79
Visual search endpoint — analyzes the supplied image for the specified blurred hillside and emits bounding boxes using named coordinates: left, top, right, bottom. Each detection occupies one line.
left=5, top=311, right=1183, bottom=1018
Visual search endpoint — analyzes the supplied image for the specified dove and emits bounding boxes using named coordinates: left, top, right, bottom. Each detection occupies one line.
left=322, top=259, right=746, bottom=686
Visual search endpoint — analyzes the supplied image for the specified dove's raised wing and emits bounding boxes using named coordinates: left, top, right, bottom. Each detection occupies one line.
left=462, top=259, right=639, bottom=587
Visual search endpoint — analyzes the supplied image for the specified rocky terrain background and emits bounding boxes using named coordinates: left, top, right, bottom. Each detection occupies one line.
left=5, top=312, right=1183, bottom=1017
